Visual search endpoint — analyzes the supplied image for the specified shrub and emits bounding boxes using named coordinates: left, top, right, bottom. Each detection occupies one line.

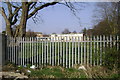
left=102, top=47, right=119, bottom=70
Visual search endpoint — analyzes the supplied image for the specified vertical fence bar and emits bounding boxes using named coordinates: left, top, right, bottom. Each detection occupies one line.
left=15, top=37, right=19, bottom=65
left=26, top=37, right=28, bottom=65
left=17, top=37, right=19, bottom=65
left=60, top=36, right=62, bottom=65
left=14, top=38, right=15, bottom=64
left=37, top=37, right=40, bottom=67
left=93, top=36, right=96, bottom=66
left=63, top=38, right=66, bottom=67
left=42, top=38, right=44, bottom=65
left=34, top=38, right=36, bottom=66
left=52, top=37, right=54, bottom=66
left=44, top=38, right=46, bottom=66
left=9, top=37, right=10, bottom=62
left=29, top=37, right=31, bottom=65
left=69, top=36, right=71, bottom=68
left=75, top=37, right=77, bottom=65
left=47, top=38, right=49, bottom=64
left=87, top=36, right=89, bottom=65
left=58, top=37, right=60, bottom=65
left=12, top=37, right=14, bottom=63
left=39, top=38, right=41, bottom=66
left=20, top=37, right=22, bottom=65
left=106, top=36, right=109, bottom=48
left=110, top=35, right=112, bottom=48
left=9, top=37, right=10, bottom=63
left=12, top=37, right=13, bottom=63
left=72, top=36, right=74, bottom=67
left=36, top=37, right=38, bottom=67
left=103, top=35, right=106, bottom=66
left=90, top=36, right=92, bottom=66
left=81, top=37, right=83, bottom=65
left=8, top=37, right=10, bottom=62
left=11, top=37, right=13, bottom=63
left=50, top=37, right=51, bottom=65
left=113, top=35, right=116, bottom=47
left=24, top=37, right=26, bottom=66
left=84, top=36, right=86, bottom=65
left=32, top=37, right=34, bottom=65
left=11, top=37, right=12, bottom=63
left=23, top=37, right=25, bottom=66
left=96, top=36, right=99, bottom=65
left=100, top=35, right=102, bottom=65
left=78, top=36, right=80, bottom=64
left=15, top=37, right=17, bottom=65
left=66, top=36, right=68, bottom=68
left=55, top=37, right=57, bottom=66
left=6, top=37, right=8, bottom=61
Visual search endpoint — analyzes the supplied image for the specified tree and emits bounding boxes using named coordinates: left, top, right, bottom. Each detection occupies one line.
left=52, top=32, right=56, bottom=34
left=2, top=31, right=6, bottom=35
left=0, top=1, right=83, bottom=37
left=25, top=29, right=36, bottom=37
left=93, top=2, right=119, bottom=35
left=82, top=28, right=87, bottom=36
left=62, top=28, right=70, bottom=34
left=72, top=30, right=77, bottom=34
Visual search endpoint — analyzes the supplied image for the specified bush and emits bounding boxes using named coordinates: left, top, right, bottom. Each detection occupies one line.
left=102, top=47, right=119, bottom=70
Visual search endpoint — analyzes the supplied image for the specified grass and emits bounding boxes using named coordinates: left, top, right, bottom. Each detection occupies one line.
left=18, top=42, right=104, bottom=63
left=2, top=62, right=119, bottom=79
left=29, top=66, right=88, bottom=78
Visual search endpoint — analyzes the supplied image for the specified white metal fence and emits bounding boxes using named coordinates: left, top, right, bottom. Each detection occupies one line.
left=6, top=36, right=119, bottom=68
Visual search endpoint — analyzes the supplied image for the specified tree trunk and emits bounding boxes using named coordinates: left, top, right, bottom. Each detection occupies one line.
left=6, top=23, right=13, bottom=37
left=19, top=2, right=29, bottom=37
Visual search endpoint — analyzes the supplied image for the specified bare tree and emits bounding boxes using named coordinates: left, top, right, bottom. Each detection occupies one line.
left=93, top=2, right=119, bottom=35
left=72, top=30, right=77, bottom=34
left=82, top=28, right=87, bottom=36
left=0, top=1, right=84, bottom=37
left=62, top=28, right=71, bottom=34
left=26, top=29, right=36, bottom=37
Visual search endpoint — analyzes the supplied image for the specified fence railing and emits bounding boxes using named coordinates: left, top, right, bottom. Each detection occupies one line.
left=6, top=36, right=119, bottom=68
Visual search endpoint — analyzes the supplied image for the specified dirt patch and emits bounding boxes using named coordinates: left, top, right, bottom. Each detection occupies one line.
left=0, top=72, right=28, bottom=79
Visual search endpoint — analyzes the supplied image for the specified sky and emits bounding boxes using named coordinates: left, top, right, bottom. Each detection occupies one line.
left=27, top=2, right=96, bottom=34
left=1, top=2, right=96, bottom=34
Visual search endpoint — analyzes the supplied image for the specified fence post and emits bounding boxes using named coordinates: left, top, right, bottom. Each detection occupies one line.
left=0, top=34, right=6, bottom=71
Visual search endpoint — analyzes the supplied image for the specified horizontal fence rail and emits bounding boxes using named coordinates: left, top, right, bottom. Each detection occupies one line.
left=6, top=36, right=120, bottom=68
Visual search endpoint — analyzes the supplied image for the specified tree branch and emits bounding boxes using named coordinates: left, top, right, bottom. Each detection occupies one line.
left=0, top=7, right=9, bottom=24
left=11, top=13, right=18, bottom=25
left=28, top=2, right=58, bottom=19
left=29, top=2, right=37, bottom=11
left=6, top=2, right=12, bottom=18
left=12, top=6, right=21, bottom=16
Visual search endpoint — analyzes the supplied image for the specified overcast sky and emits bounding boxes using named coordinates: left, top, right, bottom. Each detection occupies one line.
left=1, top=2, right=96, bottom=34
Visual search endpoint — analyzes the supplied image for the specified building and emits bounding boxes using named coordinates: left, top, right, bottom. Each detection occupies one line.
left=36, top=32, right=43, bottom=37
left=50, top=33, right=84, bottom=41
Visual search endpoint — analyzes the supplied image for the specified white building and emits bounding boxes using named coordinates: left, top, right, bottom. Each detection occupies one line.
left=50, top=33, right=83, bottom=41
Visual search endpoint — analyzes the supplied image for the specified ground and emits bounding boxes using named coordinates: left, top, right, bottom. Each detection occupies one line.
left=0, top=63, right=119, bottom=79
